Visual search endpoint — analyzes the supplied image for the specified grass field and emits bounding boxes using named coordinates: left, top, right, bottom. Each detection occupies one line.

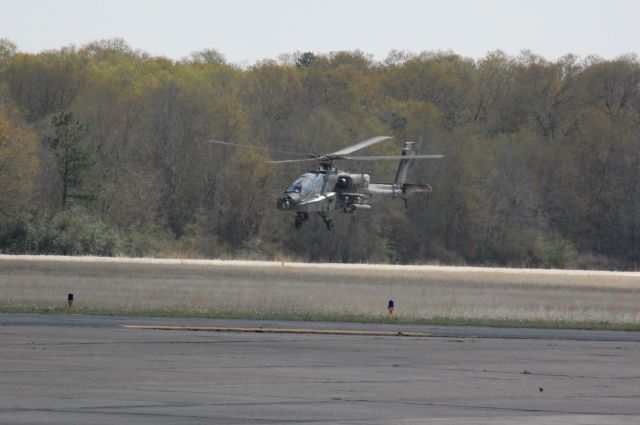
left=1, top=255, right=639, bottom=329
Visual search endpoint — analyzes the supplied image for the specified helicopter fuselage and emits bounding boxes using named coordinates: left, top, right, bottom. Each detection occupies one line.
left=276, top=168, right=404, bottom=214
left=273, top=139, right=437, bottom=230
left=207, top=136, right=440, bottom=231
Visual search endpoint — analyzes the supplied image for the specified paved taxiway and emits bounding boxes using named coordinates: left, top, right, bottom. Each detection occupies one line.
left=1, top=314, right=639, bottom=424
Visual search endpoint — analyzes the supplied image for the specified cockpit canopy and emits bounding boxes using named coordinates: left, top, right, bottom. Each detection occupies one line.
left=285, top=173, right=325, bottom=199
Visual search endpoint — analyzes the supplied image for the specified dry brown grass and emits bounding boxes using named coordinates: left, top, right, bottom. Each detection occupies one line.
left=1, top=255, right=639, bottom=324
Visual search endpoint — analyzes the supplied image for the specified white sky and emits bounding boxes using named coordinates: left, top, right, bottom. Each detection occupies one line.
left=2, top=0, right=639, bottom=65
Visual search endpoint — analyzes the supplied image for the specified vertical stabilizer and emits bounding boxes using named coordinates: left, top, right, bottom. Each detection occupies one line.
left=394, top=141, right=416, bottom=186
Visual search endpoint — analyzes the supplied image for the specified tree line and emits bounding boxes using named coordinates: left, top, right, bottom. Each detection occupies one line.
left=0, top=37, right=638, bottom=269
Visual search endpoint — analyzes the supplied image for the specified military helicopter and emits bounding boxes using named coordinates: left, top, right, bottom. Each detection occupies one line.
left=209, top=136, right=443, bottom=230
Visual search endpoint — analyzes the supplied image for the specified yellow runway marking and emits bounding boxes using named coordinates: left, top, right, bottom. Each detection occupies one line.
left=121, top=325, right=430, bottom=337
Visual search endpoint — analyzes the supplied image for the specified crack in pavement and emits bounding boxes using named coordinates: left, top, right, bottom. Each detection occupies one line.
left=428, top=366, right=640, bottom=380
left=331, top=398, right=640, bottom=416
left=0, top=406, right=342, bottom=423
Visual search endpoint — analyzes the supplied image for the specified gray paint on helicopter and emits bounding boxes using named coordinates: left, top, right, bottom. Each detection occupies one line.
left=209, top=136, right=443, bottom=230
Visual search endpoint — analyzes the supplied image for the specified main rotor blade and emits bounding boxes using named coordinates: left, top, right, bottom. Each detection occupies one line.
left=330, top=136, right=393, bottom=156
left=267, top=154, right=445, bottom=163
left=207, top=140, right=308, bottom=158
left=266, top=157, right=320, bottom=164
left=343, top=154, right=445, bottom=161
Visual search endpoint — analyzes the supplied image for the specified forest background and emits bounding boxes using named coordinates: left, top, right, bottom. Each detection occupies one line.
left=0, top=38, right=638, bottom=270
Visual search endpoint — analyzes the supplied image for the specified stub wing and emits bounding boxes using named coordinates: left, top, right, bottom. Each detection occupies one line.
left=297, top=192, right=338, bottom=212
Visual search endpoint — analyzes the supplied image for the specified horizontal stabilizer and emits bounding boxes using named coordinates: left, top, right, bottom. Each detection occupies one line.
left=402, top=183, right=432, bottom=194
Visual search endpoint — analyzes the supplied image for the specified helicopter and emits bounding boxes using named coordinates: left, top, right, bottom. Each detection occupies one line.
left=209, top=136, right=443, bottom=230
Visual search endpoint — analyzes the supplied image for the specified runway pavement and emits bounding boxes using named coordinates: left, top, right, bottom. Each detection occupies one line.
left=1, top=314, right=639, bottom=424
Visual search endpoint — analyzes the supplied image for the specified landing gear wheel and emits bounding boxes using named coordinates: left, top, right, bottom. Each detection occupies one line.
left=318, top=212, right=334, bottom=231
left=294, top=212, right=309, bottom=230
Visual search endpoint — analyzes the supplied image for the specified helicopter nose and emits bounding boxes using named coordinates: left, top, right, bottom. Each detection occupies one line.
left=277, top=195, right=293, bottom=210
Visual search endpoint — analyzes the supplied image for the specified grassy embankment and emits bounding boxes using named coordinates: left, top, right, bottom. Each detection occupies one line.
left=1, top=255, right=639, bottom=331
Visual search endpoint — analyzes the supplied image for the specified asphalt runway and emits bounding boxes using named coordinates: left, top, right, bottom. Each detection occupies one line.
left=1, top=314, right=639, bottom=424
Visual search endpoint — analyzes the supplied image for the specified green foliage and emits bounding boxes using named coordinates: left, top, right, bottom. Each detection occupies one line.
left=3, top=49, right=88, bottom=121
left=186, top=48, right=227, bottom=65
left=217, top=149, right=272, bottom=248
left=24, top=208, right=119, bottom=256
left=295, top=52, right=316, bottom=68
left=0, top=38, right=17, bottom=69
left=119, top=229, right=164, bottom=258
left=0, top=41, right=639, bottom=269
left=0, top=107, right=39, bottom=228
left=532, top=232, right=577, bottom=269
left=46, top=111, right=100, bottom=209
left=0, top=219, right=30, bottom=253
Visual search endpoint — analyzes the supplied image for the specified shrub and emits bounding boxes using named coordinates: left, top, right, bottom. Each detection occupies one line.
left=25, top=208, right=119, bottom=256
left=532, top=232, right=577, bottom=269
